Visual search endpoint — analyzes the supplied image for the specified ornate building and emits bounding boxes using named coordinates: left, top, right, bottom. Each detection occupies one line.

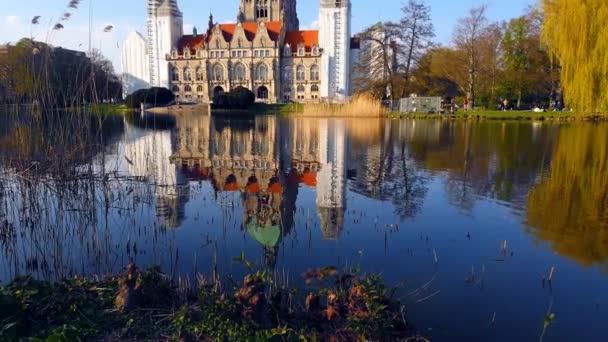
left=163, top=0, right=359, bottom=103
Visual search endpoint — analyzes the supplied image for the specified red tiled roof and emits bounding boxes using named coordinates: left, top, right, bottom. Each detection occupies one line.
left=177, top=34, right=205, bottom=54
left=351, top=37, right=361, bottom=49
left=285, top=30, right=319, bottom=52
left=216, top=21, right=282, bottom=43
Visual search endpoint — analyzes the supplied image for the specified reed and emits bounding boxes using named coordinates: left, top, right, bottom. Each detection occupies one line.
left=299, top=95, right=385, bottom=117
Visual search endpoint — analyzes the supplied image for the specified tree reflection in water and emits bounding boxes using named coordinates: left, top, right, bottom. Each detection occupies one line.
left=527, top=124, right=608, bottom=266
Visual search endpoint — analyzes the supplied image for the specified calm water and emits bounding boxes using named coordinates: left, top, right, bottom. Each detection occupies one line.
left=1, top=112, right=607, bottom=341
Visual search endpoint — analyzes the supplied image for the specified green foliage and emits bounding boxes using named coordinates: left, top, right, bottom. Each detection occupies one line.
left=542, top=0, right=608, bottom=113
left=0, top=39, right=122, bottom=107
left=124, top=87, right=175, bottom=109
left=0, top=262, right=415, bottom=341
left=212, top=86, right=256, bottom=110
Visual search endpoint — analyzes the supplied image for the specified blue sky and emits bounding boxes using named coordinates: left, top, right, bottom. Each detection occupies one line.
left=1, top=0, right=535, bottom=72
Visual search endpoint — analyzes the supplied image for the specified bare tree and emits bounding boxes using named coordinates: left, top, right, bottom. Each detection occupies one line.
left=352, top=22, right=400, bottom=99
left=454, top=5, right=488, bottom=110
left=394, top=0, right=435, bottom=98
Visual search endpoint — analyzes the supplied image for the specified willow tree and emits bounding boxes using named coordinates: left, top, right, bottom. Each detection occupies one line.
left=542, top=0, right=608, bottom=113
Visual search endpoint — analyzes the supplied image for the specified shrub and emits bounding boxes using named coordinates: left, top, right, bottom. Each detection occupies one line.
left=212, top=87, right=256, bottom=110
left=124, top=87, right=175, bottom=109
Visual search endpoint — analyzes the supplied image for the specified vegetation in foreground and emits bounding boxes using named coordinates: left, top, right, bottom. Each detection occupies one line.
left=0, top=260, right=420, bottom=341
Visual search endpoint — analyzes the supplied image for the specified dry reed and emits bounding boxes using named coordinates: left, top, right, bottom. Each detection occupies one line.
left=299, top=95, right=385, bottom=117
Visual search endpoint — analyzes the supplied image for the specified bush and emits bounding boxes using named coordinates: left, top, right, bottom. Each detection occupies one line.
left=212, top=87, right=256, bottom=110
left=125, top=87, right=175, bottom=109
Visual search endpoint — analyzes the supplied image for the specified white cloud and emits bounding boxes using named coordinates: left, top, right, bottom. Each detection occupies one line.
left=5, top=15, right=19, bottom=25
left=183, top=23, right=194, bottom=35
left=304, top=20, right=320, bottom=30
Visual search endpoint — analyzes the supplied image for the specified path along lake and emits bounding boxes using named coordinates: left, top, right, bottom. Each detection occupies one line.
left=1, top=112, right=607, bottom=341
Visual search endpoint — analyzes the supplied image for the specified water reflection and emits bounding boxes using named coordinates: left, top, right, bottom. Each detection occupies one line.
left=3, top=112, right=608, bottom=340
left=527, top=124, right=608, bottom=266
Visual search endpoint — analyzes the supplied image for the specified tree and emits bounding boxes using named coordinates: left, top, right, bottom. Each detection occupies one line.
left=394, top=0, right=435, bottom=97
left=541, top=0, right=608, bottom=113
left=124, top=87, right=175, bottom=109
left=352, top=22, right=400, bottom=100
left=454, top=5, right=488, bottom=110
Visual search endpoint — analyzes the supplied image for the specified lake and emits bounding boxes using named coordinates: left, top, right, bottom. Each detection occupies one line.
left=1, top=112, right=607, bottom=341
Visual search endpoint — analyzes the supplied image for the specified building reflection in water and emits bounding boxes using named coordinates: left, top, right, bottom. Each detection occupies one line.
left=316, top=119, right=347, bottom=240
left=123, top=118, right=189, bottom=228
left=164, top=114, right=350, bottom=251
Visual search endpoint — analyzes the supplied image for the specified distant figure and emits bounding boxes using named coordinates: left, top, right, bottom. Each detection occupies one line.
left=464, top=98, right=469, bottom=111
left=503, top=99, right=509, bottom=111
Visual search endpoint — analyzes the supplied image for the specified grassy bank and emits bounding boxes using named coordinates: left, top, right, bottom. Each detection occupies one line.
left=0, top=264, right=421, bottom=341
left=389, top=110, right=608, bottom=121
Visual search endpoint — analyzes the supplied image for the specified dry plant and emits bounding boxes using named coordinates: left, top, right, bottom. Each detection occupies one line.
left=299, top=95, right=385, bottom=118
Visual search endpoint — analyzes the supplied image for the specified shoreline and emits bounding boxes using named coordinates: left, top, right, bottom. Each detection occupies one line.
left=0, top=265, right=421, bottom=341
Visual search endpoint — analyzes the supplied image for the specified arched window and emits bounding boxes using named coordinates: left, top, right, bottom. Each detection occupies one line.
left=284, top=45, right=292, bottom=57
left=184, top=67, right=192, bottom=81
left=296, top=65, right=305, bottom=81
left=196, top=68, right=204, bottom=81
left=184, top=85, right=192, bottom=93
left=310, top=65, right=319, bottom=81
left=172, top=85, right=180, bottom=93
left=311, top=84, right=319, bottom=93
left=197, top=85, right=204, bottom=92
left=256, top=63, right=268, bottom=81
left=297, top=85, right=305, bottom=93
left=256, top=0, right=268, bottom=19
left=312, top=45, right=319, bottom=56
left=237, top=39, right=242, bottom=48
left=234, top=63, right=246, bottom=81
left=212, top=64, right=224, bottom=81
left=282, top=66, right=292, bottom=81
left=171, top=67, right=180, bottom=81
left=257, top=86, right=269, bottom=99
left=297, top=45, right=305, bottom=56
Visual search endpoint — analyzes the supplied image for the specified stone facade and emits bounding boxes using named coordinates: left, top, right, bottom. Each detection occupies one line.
left=163, top=0, right=358, bottom=104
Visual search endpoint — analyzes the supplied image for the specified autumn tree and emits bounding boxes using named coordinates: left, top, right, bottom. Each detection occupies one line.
left=541, top=0, right=608, bottom=113
left=454, top=5, right=488, bottom=110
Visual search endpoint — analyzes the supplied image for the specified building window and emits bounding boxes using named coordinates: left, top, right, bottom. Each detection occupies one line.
left=297, top=45, right=305, bottom=56
left=171, top=67, right=180, bottom=82
left=297, top=85, right=305, bottom=93
left=234, top=63, right=246, bottom=81
left=197, top=85, right=204, bottom=92
left=265, top=50, right=270, bottom=57
left=237, top=39, right=242, bottom=48
left=215, top=39, right=220, bottom=49
left=256, top=63, right=268, bottom=81
left=312, top=45, right=319, bottom=56
left=212, top=64, right=224, bottom=81
left=184, top=68, right=192, bottom=81
left=284, top=45, right=292, bottom=57
left=256, top=0, right=268, bottom=19
left=311, top=84, right=319, bottom=93
left=282, top=66, right=292, bottom=81
left=257, top=86, right=269, bottom=99
left=172, top=85, right=180, bottom=93
left=184, top=49, right=190, bottom=59
left=196, top=68, right=204, bottom=81
left=184, top=85, right=192, bottom=93
left=296, top=65, right=305, bottom=81
left=310, top=65, right=319, bottom=81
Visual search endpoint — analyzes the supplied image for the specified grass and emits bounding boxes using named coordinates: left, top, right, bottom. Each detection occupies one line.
left=0, top=264, right=421, bottom=341
left=389, top=110, right=608, bottom=121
